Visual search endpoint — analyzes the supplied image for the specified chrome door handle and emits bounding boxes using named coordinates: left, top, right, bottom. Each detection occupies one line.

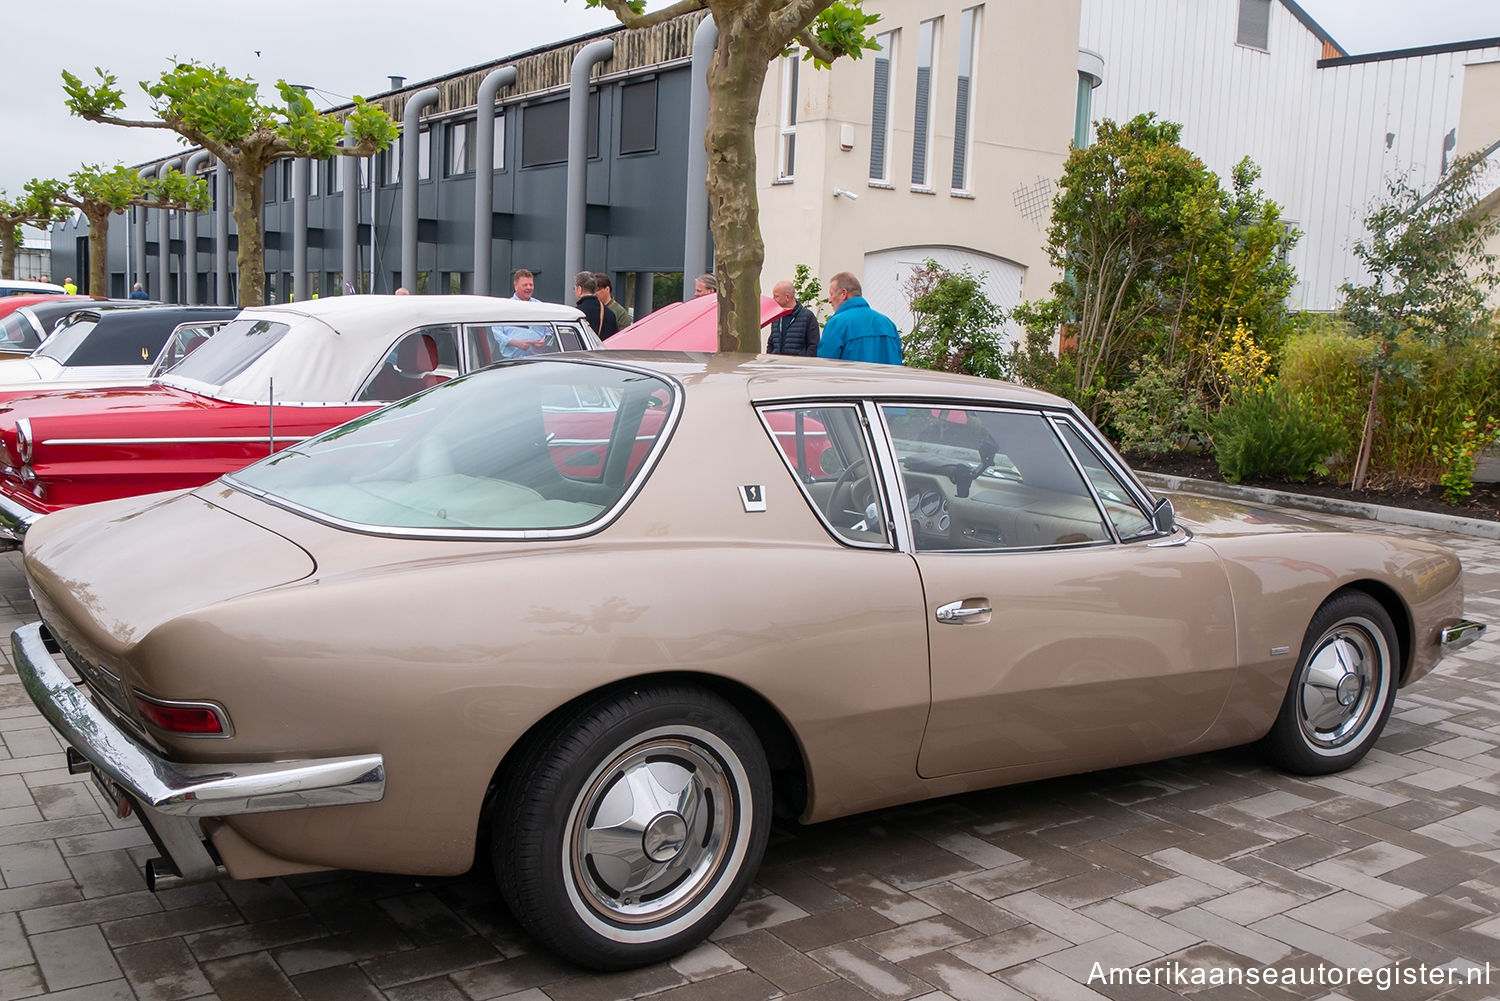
left=936, top=601, right=990, bottom=624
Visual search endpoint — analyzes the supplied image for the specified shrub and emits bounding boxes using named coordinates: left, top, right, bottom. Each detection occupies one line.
left=1211, top=388, right=1341, bottom=484
left=901, top=259, right=1011, bottom=381
left=1103, top=358, right=1205, bottom=456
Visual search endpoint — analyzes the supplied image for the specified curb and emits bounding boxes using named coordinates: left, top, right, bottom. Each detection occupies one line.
left=1137, top=472, right=1500, bottom=541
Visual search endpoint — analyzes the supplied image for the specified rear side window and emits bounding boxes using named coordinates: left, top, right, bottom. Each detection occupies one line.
left=0, top=312, right=41, bottom=350
left=230, top=361, right=678, bottom=535
left=357, top=325, right=459, bottom=402
left=34, top=317, right=99, bottom=363
left=760, top=404, right=892, bottom=548
left=58, top=319, right=172, bottom=366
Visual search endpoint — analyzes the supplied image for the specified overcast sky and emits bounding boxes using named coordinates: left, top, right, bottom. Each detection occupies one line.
left=3, top=0, right=1497, bottom=202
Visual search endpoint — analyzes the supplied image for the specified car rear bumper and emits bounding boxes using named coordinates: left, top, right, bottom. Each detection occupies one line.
left=12, top=621, right=385, bottom=886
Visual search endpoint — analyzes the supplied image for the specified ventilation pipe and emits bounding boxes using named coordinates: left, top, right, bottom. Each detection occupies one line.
left=473, top=66, right=516, bottom=295
left=565, top=39, right=614, bottom=289
left=215, top=162, right=230, bottom=304
left=683, top=16, right=716, bottom=301
left=342, top=121, right=359, bottom=294
left=400, top=88, right=439, bottom=293
left=293, top=155, right=309, bottom=301
left=156, top=157, right=181, bottom=302
left=182, top=150, right=211, bottom=304
left=135, top=166, right=154, bottom=295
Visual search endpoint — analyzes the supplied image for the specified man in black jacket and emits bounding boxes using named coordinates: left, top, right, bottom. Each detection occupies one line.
left=573, top=271, right=618, bottom=339
left=766, top=280, right=820, bottom=356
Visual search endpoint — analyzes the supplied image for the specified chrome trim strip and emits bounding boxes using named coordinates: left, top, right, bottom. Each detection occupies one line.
left=863, top=400, right=913, bottom=553
left=12, top=621, right=385, bottom=819
left=1047, top=416, right=1123, bottom=545
left=40, top=436, right=312, bottom=447
left=1439, top=619, right=1486, bottom=655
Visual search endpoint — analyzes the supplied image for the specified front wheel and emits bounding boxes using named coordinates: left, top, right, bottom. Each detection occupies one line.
left=494, top=686, right=771, bottom=969
left=1259, top=592, right=1399, bottom=775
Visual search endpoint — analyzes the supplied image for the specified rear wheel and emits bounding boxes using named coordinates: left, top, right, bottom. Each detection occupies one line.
left=494, top=686, right=771, bottom=969
left=1259, top=592, right=1399, bottom=775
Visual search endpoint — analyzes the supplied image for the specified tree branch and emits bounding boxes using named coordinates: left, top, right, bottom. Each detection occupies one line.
left=794, top=28, right=838, bottom=64
left=75, top=110, right=177, bottom=133
left=595, top=0, right=706, bottom=29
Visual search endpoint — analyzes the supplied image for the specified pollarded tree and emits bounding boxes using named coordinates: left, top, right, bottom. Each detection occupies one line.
left=63, top=63, right=397, bottom=306
left=1341, top=149, right=1500, bottom=490
left=0, top=186, right=70, bottom=279
left=34, top=166, right=209, bottom=297
left=588, top=1, right=880, bottom=351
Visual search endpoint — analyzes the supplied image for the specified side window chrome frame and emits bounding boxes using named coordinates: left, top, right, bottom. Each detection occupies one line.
left=1049, top=411, right=1164, bottom=543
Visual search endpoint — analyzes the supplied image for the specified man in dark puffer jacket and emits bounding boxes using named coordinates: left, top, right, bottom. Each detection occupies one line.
left=767, top=280, right=821, bottom=356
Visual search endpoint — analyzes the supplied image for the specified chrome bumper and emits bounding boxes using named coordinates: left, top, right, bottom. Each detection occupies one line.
left=12, top=621, right=385, bottom=885
left=0, top=489, right=43, bottom=550
left=1439, top=619, right=1486, bottom=656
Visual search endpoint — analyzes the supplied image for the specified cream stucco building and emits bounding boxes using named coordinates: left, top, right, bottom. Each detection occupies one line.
left=753, top=0, right=1084, bottom=340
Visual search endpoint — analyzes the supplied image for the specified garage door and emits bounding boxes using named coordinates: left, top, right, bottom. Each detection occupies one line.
left=861, top=247, right=1025, bottom=347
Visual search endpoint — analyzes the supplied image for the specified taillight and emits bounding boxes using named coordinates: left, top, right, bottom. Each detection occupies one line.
left=133, top=693, right=231, bottom=736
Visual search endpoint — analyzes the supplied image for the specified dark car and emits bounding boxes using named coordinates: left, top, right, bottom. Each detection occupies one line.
left=0, top=306, right=240, bottom=390
left=0, top=298, right=157, bottom=360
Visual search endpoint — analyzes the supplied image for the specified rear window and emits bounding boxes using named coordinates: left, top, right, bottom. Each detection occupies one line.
left=227, top=360, right=678, bottom=536
left=161, top=318, right=290, bottom=386
left=35, top=317, right=99, bottom=363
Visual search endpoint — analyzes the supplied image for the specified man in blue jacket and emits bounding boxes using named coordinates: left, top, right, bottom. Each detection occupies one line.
left=817, top=272, right=902, bottom=365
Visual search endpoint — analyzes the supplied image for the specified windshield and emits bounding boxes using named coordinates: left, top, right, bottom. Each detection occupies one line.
left=228, top=361, right=677, bottom=534
left=161, top=318, right=290, bottom=388
left=34, top=317, right=98, bottom=363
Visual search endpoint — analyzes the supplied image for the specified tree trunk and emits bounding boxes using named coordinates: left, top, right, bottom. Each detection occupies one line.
left=231, top=166, right=267, bottom=306
left=1351, top=368, right=1381, bottom=491
left=705, top=11, right=774, bottom=353
left=85, top=208, right=111, bottom=296
left=0, top=229, right=16, bottom=280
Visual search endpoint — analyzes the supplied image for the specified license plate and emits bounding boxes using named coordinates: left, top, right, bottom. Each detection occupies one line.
left=89, top=768, right=132, bottom=819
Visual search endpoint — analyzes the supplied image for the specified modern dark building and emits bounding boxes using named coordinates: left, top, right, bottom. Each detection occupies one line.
left=49, top=15, right=708, bottom=313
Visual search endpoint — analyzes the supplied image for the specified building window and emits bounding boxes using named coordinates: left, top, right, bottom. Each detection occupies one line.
left=869, top=31, right=896, bottom=183
left=620, top=78, right=658, bottom=155
left=493, top=113, right=505, bottom=170
left=384, top=137, right=402, bottom=185
left=522, top=99, right=568, bottom=167
left=281, top=158, right=295, bottom=199
left=328, top=157, right=342, bottom=194
left=777, top=51, right=799, bottom=180
left=359, top=156, right=371, bottom=189
left=1237, top=0, right=1271, bottom=50
left=447, top=120, right=474, bottom=176
left=307, top=159, right=320, bottom=197
left=418, top=129, right=431, bottom=180
left=521, top=96, right=597, bottom=168
left=952, top=8, right=979, bottom=192
left=913, top=18, right=940, bottom=189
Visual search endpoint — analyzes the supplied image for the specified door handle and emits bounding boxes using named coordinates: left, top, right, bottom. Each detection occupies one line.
left=936, top=600, right=991, bottom=624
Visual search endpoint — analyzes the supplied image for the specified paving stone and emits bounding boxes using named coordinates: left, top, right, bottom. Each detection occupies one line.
left=114, top=937, right=213, bottom=1001
left=806, top=940, right=934, bottom=1000
left=716, top=929, right=838, bottom=993
left=1162, top=907, right=1293, bottom=965
left=359, top=935, right=503, bottom=988
left=290, top=964, right=387, bottom=1001
left=185, top=914, right=327, bottom=962
left=29, top=925, right=121, bottom=991
left=709, top=891, right=809, bottom=939
left=949, top=922, right=1071, bottom=973
left=448, top=953, right=577, bottom=999
left=668, top=941, right=744, bottom=981
left=908, top=883, right=1026, bottom=936
left=900, top=952, right=1029, bottom=1001
left=771, top=905, right=897, bottom=953
left=201, top=951, right=301, bottom=1001
left=100, top=901, right=242, bottom=947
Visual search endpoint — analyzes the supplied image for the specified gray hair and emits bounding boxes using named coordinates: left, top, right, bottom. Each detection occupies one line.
left=573, top=271, right=597, bottom=293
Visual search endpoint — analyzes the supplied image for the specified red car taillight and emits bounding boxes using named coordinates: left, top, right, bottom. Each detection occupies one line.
left=133, top=693, right=230, bottom=735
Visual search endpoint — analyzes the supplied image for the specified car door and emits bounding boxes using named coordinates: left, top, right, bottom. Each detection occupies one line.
left=875, top=403, right=1239, bottom=779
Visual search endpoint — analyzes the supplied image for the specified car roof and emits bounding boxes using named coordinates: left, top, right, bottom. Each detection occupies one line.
left=66, top=306, right=241, bottom=332
left=0, top=279, right=66, bottom=294
left=167, top=295, right=589, bottom=403
left=569, top=351, right=1072, bottom=409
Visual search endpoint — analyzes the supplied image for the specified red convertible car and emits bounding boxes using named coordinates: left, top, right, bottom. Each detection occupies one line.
left=0, top=295, right=596, bottom=547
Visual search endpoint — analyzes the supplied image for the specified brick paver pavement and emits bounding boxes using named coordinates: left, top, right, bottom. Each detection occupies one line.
left=0, top=508, right=1495, bottom=1000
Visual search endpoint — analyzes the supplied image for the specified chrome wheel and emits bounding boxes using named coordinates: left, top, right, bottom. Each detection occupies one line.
left=563, top=728, right=745, bottom=930
left=1296, top=619, right=1386, bottom=749
left=1260, top=593, right=1399, bottom=776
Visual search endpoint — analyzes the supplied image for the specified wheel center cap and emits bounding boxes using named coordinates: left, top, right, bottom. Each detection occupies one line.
left=1336, top=673, right=1362, bottom=706
left=642, top=813, right=688, bottom=863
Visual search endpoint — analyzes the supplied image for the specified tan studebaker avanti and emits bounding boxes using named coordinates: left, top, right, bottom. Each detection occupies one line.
left=13, top=353, right=1485, bottom=969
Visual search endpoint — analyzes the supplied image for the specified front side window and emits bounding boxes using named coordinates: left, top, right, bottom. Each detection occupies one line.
left=357, top=325, right=459, bottom=403
left=151, top=323, right=219, bottom=377
left=465, top=323, right=569, bottom=367
left=229, top=361, right=677, bottom=534
left=777, top=52, right=799, bottom=180
left=1053, top=420, right=1153, bottom=539
left=881, top=406, right=1110, bottom=551
left=761, top=404, right=890, bottom=548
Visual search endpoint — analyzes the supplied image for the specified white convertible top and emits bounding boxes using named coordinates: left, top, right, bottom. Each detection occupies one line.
left=158, top=295, right=588, bottom=403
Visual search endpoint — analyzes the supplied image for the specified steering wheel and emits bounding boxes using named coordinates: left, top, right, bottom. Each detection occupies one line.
left=828, top=457, right=876, bottom=528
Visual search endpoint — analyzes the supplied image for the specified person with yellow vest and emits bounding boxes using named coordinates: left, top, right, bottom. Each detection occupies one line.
left=62, top=277, right=77, bottom=295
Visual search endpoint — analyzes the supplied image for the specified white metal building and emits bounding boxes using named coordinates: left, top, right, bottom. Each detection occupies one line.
left=1080, top=0, right=1500, bottom=309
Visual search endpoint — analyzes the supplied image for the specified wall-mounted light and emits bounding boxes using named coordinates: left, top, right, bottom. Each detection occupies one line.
left=832, top=188, right=860, bottom=200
